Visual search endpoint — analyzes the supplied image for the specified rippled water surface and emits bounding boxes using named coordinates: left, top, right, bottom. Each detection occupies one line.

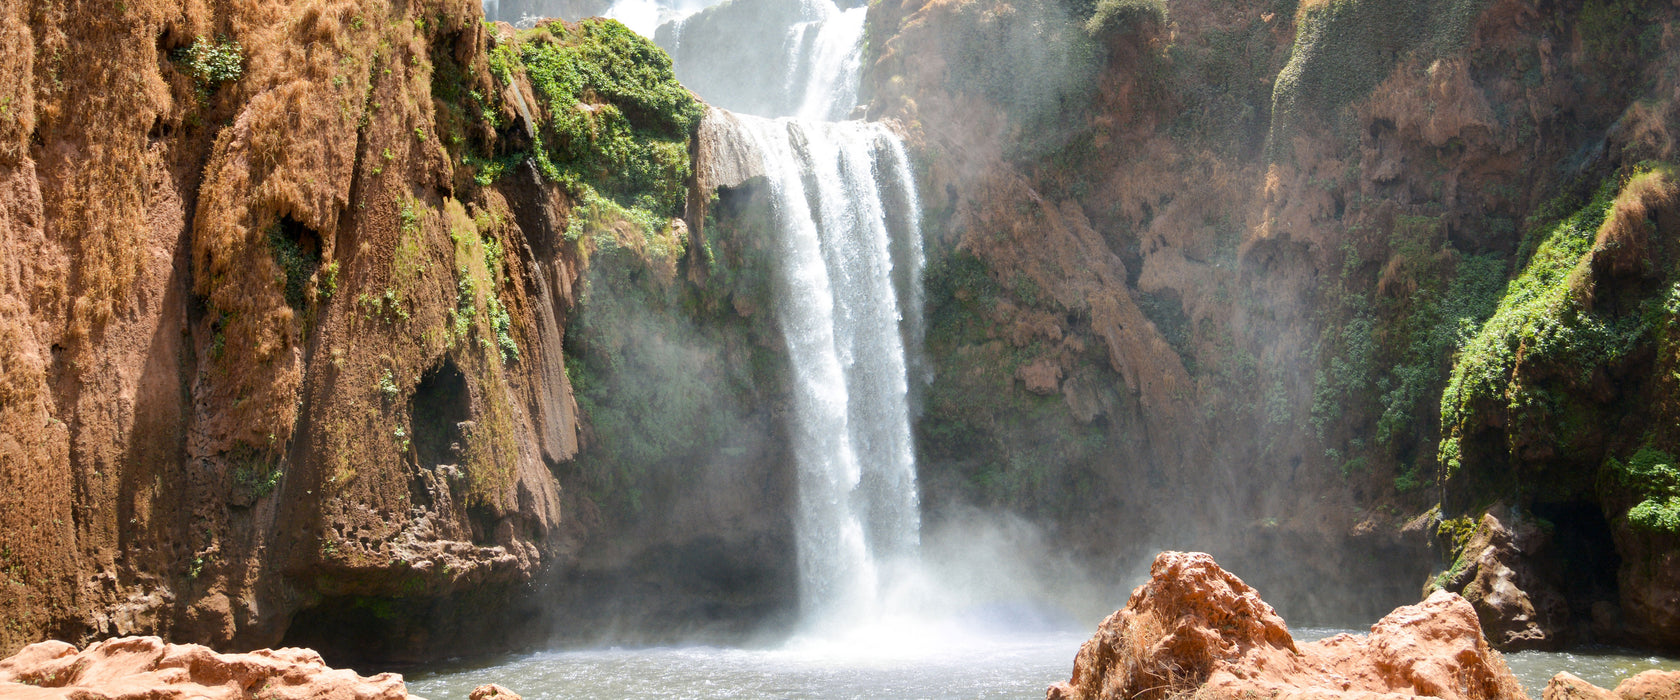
left=406, top=628, right=1087, bottom=700
left=408, top=625, right=1680, bottom=700
left=1503, top=648, right=1680, bottom=697
left=1296, top=628, right=1680, bottom=700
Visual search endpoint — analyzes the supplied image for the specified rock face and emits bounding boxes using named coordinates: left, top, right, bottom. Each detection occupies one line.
left=1048, top=551, right=1526, bottom=700
left=0, top=636, right=411, bottom=700
left=1544, top=671, right=1680, bottom=700
left=1432, top=507, right=1570, bottom=650
left=859, top=0, right=1680, bottom=639
left=0, top=0, right=796, bottom=665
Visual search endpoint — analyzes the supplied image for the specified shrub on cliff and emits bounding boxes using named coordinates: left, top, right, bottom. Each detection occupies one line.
left=1083, top=0, right=1165, bottom=39
left=173, top=36, right=243, bottom=100
left=511, top=19, right=701, bottom=224
left=1603, top=447, right=1680, bottom=535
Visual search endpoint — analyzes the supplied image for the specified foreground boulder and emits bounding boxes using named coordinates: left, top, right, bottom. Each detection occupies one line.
left=1048, top=551, right=1527, bottom=700
left=0, top=636, right=414, bottom=699
left=1545, top=671, right=1680, bottom=700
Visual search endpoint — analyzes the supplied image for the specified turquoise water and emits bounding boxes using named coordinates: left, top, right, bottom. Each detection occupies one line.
left=406, top=629, right=1088, bottom=700
left=406, top=627, right=1680, bottom=700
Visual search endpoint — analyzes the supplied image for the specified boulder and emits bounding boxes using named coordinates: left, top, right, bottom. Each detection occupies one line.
left=470, top=684, right=523, bottom=700
left=1048, top=551, right=1527, bottom=700
left=1544, top=670, right=1680, bottom=700
left=1434, top=506, right=1570, bottom=650
left=0, top=636, right=415, bottom=700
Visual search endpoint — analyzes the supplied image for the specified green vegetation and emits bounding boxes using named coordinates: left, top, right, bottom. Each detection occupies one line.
left=917, top=250, right=1110, bottom=515
left=1577, top=0, right=1663, bottom=73
left=1269, top=0, right=1489, bottom=158
left=564, top=215, right=777, bottom=516
left=446, top=204, right=520, bottom=365
left=233, top=463, right=283, bottom=500
left=1438, top=174, right=1656, bottom=477
left=267, top=220, right=320, bottom=311
left=946, top=0, right=1103, bottom=156
left=1085, top=0, right=1165, bottom=38
left=1309, top=216, right=1505, bottom=489
left=175, top=36, right=245, bottom=98
left=1604, top=448, right=1680, bottom=535
left=495, top=19, right=700, bottom=238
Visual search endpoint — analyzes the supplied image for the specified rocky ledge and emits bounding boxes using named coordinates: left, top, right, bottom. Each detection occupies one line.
left=0, top=636, right=416, bottom=700
left=1048, top=551, right=1528, bottom=700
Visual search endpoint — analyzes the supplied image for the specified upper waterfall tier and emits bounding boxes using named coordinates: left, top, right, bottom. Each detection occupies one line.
left=655, top=0, right=866, bottom=120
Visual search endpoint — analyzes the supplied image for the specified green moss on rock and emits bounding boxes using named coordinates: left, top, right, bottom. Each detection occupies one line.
left=495, top=19, right=702, bottom=234
left=1268, top=0, right=1489, bottom=158
left=1438, top=173, right=1656, bottom=479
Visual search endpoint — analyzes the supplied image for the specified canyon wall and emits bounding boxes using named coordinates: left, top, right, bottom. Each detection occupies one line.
left=4, top=0, right=1680, bottom=664
left=860, top=0, right=1680, bottom=645
left=0, top=0, right=794, bottom=662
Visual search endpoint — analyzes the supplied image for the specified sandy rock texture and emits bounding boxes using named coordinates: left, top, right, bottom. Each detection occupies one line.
left=469, top=684, right=522, bottom=700
left=1048, top=551, right=1526, bottom=700
left=0, top=636, right=412, bottom=699
left=1544, top=671, right=1680, bottom=700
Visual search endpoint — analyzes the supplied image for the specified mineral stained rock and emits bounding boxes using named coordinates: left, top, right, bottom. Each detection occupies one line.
left=0, top=636, right=415, bottom=700
left=1432, top=506, right=1570, bottom=651
left=1048, top=551, right=1526, bottom=700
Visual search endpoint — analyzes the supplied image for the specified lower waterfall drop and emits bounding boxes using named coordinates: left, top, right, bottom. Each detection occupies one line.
left=730, top=114, right=926, bottom=629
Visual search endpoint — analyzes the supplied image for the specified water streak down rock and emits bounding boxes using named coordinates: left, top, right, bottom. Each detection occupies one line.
left=1048, top=551, right=1527, bottom=700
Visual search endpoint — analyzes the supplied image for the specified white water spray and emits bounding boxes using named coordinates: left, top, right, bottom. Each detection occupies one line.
left=729, top=115, right=925, bottom=629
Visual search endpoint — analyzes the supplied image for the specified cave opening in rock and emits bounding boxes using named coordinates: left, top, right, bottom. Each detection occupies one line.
left=279, top=595, right=423, bottom=671
left=411, top=359, right=471, bottom=471
left=1532, top=500, right=1622, bottom=626
left=270, top=215, right=321, bottom=311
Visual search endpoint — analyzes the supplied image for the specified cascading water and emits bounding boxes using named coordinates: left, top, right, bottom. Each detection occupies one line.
left=729, top=115, right=925, bottom=628
left=654, top=0, right=928, bottom=631
left=482, top=0, right=930, bottom=633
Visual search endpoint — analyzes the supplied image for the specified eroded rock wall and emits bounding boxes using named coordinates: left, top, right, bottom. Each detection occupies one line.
left=860, top=0, right=1680, bottom=638
left=0, top=1, right=796, bottom=663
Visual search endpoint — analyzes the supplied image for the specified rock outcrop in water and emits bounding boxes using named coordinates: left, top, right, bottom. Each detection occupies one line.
left=1048, top=551, right=1526, bottom=700
left=1427, top=506, right=1569, bottom=651
left=1545, top=671, right=1680, bottom=700
left=0, top=636, right=413, bottom=699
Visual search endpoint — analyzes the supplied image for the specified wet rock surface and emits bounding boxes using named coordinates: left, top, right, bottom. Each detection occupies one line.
left=0, top=636, right=414, bottom=700
left=1048, top=551, right=1527, bottom=700
left=1433, top=507, right=1571, bottom=651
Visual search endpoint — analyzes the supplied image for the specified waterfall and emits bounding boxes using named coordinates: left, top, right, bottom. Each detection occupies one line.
left=784, top=1, right=867, bottom=121
left=661, top=0, right=927, bottom=629
left=495, top=0, right=927, bottom=628
left=727, top=116, right=924, bottom=626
